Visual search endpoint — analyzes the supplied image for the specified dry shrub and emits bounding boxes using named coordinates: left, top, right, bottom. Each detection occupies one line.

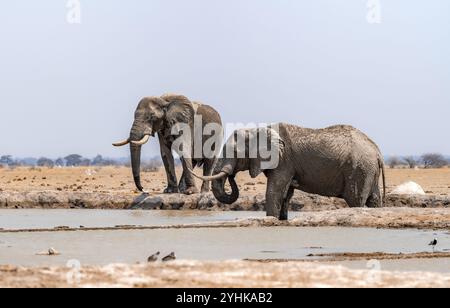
left=422, top=153, right=448, bottom=169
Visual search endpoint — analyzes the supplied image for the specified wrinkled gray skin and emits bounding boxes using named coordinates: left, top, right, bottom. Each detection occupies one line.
left=210, top=123, right=386, bottom=220
left=126, top=95, right=222, bottom=194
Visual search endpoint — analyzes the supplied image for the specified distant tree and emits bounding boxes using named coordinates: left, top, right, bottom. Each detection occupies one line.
left=0, top=155, right=14, bottom=166
left=421, top=153, right=448, bottom=169
left=387, top=156, right=403, bottom=169
left=80, top=158, right=91, bottom=166
left=92, top=155, right=118, bottom=166
left=16, top=157, right=37, bottom=166
left=55, top=158, right=65, bottom=167
left=8, top=159, right=21, bottom=167
left=37, top=157, right=55, bottom=168
left=92, top=155, right=104, bottom=166
left=403, top=156, right=418, bottom=169
left=64, top=154, right=83, bottom=167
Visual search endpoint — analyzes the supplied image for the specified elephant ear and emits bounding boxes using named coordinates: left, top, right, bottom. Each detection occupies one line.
left=249, top=127, right=285, bottom=178
left=161, top=94, right=196, bottom=126
left=249, top=160, right=262, bottom=178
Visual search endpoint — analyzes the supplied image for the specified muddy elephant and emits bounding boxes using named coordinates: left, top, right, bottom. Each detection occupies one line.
left=114, top=94, right=223, bottom=195
left=192, top=123, right=386, bottom=220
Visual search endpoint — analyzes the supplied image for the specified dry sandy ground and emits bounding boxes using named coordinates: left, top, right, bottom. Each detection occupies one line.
left=2, top=260, right=450, bottom=288
left=1, top=166, right=449, bottom=211
left=1, top=166, right=450, bottom=195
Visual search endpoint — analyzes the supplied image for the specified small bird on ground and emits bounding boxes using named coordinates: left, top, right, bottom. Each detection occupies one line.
left=429, top=239, right=438, bottom=252
left=162, top=252, right=176, bottom=262
left=147, top=252, right=160, bottom=262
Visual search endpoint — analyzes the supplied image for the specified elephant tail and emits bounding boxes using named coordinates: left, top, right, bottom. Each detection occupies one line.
left=379, top=157, right=386, bottom=205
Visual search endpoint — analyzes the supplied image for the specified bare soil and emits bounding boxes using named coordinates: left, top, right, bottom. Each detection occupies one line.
left=1, top=166, right=450, bottom=195
left=0, top=167, right=449, bottom=210
left=2, top=260, right=450, bottom=288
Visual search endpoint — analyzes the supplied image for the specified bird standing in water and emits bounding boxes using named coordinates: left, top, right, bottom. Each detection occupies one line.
left=429, top=239, right=438, bottom=253
left=162, top=252, right=176, bottom=262
left=147, top=252, right=160, bottom=262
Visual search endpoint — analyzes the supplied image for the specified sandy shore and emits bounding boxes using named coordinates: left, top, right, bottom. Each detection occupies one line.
left=1, top=167, right=449, bottom=210
left=1, top=190, right=449, bottom=212
left=2, top=260, right=450, bottom=288
left=1, top=208, right=450, bottom=232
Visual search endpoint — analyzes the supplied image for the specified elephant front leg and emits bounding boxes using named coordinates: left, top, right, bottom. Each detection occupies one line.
left=179, top=158, right=199, bottom=195
left=200, top=159, right=215, bottom=193
left=266, top=172, right=294, bottom=220
left=159, top=138, right=179, bottom=194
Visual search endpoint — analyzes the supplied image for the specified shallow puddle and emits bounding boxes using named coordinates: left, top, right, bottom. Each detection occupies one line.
left=1, top=227, right=450, bottom=272
left=0, top=209, right=289, bottom=230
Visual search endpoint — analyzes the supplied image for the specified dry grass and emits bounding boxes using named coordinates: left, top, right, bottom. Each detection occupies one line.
left=0, top=166, right=449, bottom=196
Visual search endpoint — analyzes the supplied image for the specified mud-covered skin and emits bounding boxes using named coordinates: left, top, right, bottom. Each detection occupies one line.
left=128, top=95, right=222, bottom=194
left=211, top=123, right=386, bottom=220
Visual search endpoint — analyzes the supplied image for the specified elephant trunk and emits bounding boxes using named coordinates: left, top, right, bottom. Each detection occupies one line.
left=130, top=144, right=144, bottom=192
left=212, top=176, right=239, bottom=205
left=129, top=121, right=147, bottom=192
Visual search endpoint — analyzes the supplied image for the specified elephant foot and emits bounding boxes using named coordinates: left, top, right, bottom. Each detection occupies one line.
left=201, top=185, right=210, bottom=194
left=279, top=212, right=288, bottom=221
left=163, top=186, right=179, bottom=194
left=182, top=186, right=199, bottom=195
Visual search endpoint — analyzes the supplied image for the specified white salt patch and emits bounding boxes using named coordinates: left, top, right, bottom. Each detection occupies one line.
left=391, top=181, right=426, bottom=195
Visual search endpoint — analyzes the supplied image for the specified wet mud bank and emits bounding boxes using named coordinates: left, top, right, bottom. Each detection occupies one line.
left=2, top=261, right=450, bottom=288
left=0, top=190, right=449, bottom=211
left=247, top=252, right=450, bottom=262
left=2, top=208, right=450, bottom=232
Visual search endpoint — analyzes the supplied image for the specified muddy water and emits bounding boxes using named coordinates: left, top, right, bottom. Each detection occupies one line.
left=1, top=227, right=450, bottom=271
left=0, top=210, right=290, bottom=230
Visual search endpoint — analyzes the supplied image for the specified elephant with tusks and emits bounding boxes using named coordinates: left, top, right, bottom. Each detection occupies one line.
left=114, top=94, right=223, bottom=195
left=191, top=123, right=386, bottom=220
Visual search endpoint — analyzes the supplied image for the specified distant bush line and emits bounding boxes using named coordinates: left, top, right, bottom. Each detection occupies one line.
left=0, top=154, right=164, bottom=172
left=386, top=153, right=450, bottom=169
left=1, top=154, right=448, bottom=170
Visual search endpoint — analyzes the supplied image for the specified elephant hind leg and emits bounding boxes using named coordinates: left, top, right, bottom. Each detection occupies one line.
left=280, top=186, right=295, bottom=221
left=366, top=176, right=382, bottom=208
left=366, top=191, right=381, bottom=208
left=265, top=171, right=293, bottom=220
left=344, top=172, right=373, bottom=208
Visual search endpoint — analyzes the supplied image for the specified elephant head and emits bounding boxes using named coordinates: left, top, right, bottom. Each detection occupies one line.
left=190, top=127, right=285, bottom=204
left=113, top=97, right=169, bottom=191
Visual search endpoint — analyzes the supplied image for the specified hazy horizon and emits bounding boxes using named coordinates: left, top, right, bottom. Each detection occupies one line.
left=1, top=1, right=449, bottom=158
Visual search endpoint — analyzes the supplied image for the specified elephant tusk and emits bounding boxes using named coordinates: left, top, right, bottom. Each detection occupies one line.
left=113, top=139, right=130, bottom=147
left=131, top=135, right=151, bottom=146
left=187, top=169, right=229, bottom=181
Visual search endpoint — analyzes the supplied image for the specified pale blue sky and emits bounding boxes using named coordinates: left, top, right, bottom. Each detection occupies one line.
left=0, top=0, right=449, bottom=158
